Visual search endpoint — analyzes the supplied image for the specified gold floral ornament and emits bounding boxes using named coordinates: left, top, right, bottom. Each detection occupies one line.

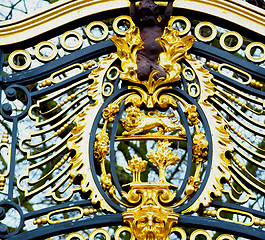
left=126, top=155, right=148, bottom=183
left=185, top=104, right=200, bottom=126
left=110, top=24, right=195, bottom=109
left=192, top=132, right=208, bottom=165
left=147, top=140, right=180, bottom=184
left=102, top=103, right=119, bottom=122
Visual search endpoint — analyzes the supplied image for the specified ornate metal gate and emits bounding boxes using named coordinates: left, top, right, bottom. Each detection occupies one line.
left=0, top=0, right=265, bottom=239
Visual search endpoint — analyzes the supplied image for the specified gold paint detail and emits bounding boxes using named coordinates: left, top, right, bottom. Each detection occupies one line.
left=110, top=25, right=194, bottom=108
left=114, top=226, right=135, bottom=240
left=168, top=16, right=191, bottom=36
left=120, top=106, right=185, bottom=137
left=102, top=82, right=114, bottom=97
left=190, top=229, right=211, bottom=240
left=194, top=22, right=217, bottom=42
left=89, top=229, right=111, bottom=240
left=33, top=207, right=97, bottom=225
left=60, top=30, right=83, bottom=51
left=219, top=31, right=243, bottom=52
left=106, top=66, right=120, bottom=81
left=113, top=15, right=134, bottom=36
left=182, top=67, right=196, bottom=81
left=0, top=132, right=11, bottom=191
left=86, top=21, right=109, bottom=42
left=65, top=233, right=86, bottom=240
left=8, top=50, right=31, bottom=71
left=34, top=41, right=58, bottom=62
left=188, top=83, right=200, bottom=98
left=245, top=42, right=265, bottom=62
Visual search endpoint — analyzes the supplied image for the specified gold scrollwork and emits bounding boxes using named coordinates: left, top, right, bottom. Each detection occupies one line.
left=190, top=229, right=211, bottom=240
left=89, top=229, right=111, bottom=240
left=218, top=63, right=251, bottom=85
left=34, top=41, right=58, bottom=62
left=194, top=22, right=217, bottom=42
left=0, top=133, right=11, bottom=191
left=188, top=83, right=200, bottom=98
left=113, top=15, right=134, bottom=36
left=8, top=50, right=32, bottom=71
left=86, top=21, right=109, bottom=42
left=216, top=234, right=236, bottom=240
left=220, top=31, right=243, bottom=52
left=114, top=226, right=135, bottom=240
left=106, top=66, right=120, bottom=81
left=245, top=42, right=265, bottom=62
left=182, top=67, right=196, bottom=81
left=65, top=232, right=86, bottom=240
left=102, top=82, right=114, bottom=97
left=60, top=30, right=83, bottom=51
left=168, top=16, right=191, bottom=36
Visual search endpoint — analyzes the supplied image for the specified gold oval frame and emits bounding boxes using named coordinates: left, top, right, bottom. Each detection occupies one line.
left=89, top=228, right=111, bottom=240
left=114, top=226, right=135, bottom=240
left=106, top=66, right=120, bottom=81
left=167, top=227, right=187, bottom=240
left=60, top=30, right=83, bottom=51
left=194, top=22, right=217, bottom=42
left=216, top=234, right=236, bottom=240
left=182, top=67, right=196, bottom=81
left=220, top=31, right=243, bottom=52
left=188, top=83, right=200, bottom=98
left=86, top=21, right=109, bottom=42
left=35, top=41, right=58, bottom=62
left=113, top=15, right=134, bottom=36
left=102, top=82, right=114, bottom=97
left=65, top=232, right=86, bottom=240
left=8, top=50, right=31, bottom=71
left=190, top=229, right=211, bottom=240
left=245, top=42, right=265, bottom=63
left=168, top=16, right=191, bottom=36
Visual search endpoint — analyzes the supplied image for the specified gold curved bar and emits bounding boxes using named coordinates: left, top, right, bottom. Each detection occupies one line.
left=0, top=0, right=264, bottom=46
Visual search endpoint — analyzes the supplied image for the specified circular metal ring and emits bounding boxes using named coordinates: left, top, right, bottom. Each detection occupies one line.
left=168, top=16, right=191, bottom=36
left=188, top=83, right=200, bottom=98
left=114, top=226, right=135, bottom=240
left=8, top=50, right=31, bottom=71
left=190, top=229, right=211, bottom=240
left=102, top=82, right=114, bottom=97
left=60, top=30, right=83, bottom=51
left=34, top=41, right=57, bottom=62
left=182, top=67, right=196, bottom=81
left=219, top=31, right=243, bottom=52
left=216, top=234, right=236, bottom=240
left=113, top=15, right=134, bottom=35
left=106, top=66, right=120, bottom=81
left=65, top=232, right=86, bottom=240
left=167, top=227, right=187, bottom=240
left=86, top=21, right=109, bottom=42
left=89, top=228, right=111, bottom=240
left=194, top=22, right=217, bottom=42
left=245, top=42, right=265, bottom=63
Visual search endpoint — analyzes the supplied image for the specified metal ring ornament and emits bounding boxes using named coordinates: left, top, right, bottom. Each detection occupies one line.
left=168, top=16, right=191, bottom=36
left=245, top=42, right=265, bottom=62
left=113, top=15, right=134, bottom=35
left=216, top=235, right=236, bottom=240
left=190, top=229, right=211, bottom=240
left=194, top=22, right=217, bottom=42
left=65, top=232, right=86, bottom=240
left=219, top=31, right=243, bottom=52
left=182, top=67, right=196, bottom=81
left=89, top=228, right=111, bottom=240
left=102, top=82, right=114, bottom=97
left=8, top=50, right=31, bottom=71
left=34, top=41, right=58, bottom=62
left=60, top=30, right=83, bottom=51
left=167, top=227, right=187, bottom=240
left=0, top=201, right=24, bottom=239
left=86, top=21, right=109, bottom=42
left=188, top=83, right=200, bottom=98
left=106, top=66, right=120, bottom=81
left=114, top=226, right=135, bottom=240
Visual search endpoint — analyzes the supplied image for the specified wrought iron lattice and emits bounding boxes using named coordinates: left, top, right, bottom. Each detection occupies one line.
left=0, top=0, right=265, bottom=239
